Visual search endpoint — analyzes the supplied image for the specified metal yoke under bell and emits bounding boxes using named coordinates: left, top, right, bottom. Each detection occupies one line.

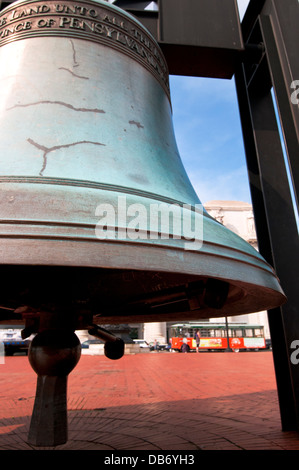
left=0, top=0, right=286, bottom=326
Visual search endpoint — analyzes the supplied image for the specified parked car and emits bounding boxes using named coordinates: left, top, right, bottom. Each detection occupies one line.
left=0, top=328, right=30, bottom=356
left=149, top=341, right=170, bottom=351
left=133, top=339, right=150, bottom=348
left=81, top=339, right=104, bottom=348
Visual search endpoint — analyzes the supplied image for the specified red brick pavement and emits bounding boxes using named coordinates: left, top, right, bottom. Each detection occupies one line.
left=1, top=351, right=299, bottom=451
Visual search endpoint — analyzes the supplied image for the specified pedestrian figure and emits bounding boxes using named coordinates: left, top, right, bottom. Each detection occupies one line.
left=195, top=330, right=201, bottom=353
left=181, top=337, right=190, bottom=353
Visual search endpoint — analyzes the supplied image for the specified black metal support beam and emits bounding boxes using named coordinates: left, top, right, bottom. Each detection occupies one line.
left=235, top=61, right=299, bottom=429
left=114, top=0, right=244, bottom=79
left=235, top=1, right=299, bottom=430
left=259, top=6, right=299, bottom=208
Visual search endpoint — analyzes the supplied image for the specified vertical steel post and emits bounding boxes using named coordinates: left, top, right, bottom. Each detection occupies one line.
left=235, top=3, right=299, bottom=429
left=264, top=0, right=299, bottom=208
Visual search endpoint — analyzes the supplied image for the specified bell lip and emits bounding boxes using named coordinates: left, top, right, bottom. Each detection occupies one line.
left=0, top=212, right=278, bottom=275
left=0, top=236, right=286, bottom=311
left=0, top=181, right=285, bottom=307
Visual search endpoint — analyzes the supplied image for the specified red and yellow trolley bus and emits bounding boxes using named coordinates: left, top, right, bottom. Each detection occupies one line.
left=170, top=322, right=267, bottom=352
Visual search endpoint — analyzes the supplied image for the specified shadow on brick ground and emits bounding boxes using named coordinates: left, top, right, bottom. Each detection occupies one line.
left=1, top=390, right=299, bottom=450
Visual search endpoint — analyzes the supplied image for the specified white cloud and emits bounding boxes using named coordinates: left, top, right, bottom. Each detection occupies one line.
left=189, top=166, right=251, bottom=206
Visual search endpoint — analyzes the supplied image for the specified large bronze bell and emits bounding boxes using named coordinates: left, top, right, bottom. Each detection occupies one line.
left=0, top=0, right=285, bottom=327
left=0, top=0, right=287, bottom=447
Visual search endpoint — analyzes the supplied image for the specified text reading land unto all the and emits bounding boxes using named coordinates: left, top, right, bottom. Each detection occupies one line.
left=0, top=2, right=156, bottom=54
left=0, top=2, right=168, bottom=89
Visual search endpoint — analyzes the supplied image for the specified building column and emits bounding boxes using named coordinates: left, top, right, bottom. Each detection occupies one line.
left=144, top=322, right=167, bottom=345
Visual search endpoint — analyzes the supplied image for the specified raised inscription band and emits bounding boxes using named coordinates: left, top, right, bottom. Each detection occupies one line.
left=0, top=0, right=169, bottom=95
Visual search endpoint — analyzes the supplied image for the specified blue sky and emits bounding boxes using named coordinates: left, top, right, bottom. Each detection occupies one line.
left=169, top=0, right=251, bottom=205
left=169, top=74, right=251, bottom=205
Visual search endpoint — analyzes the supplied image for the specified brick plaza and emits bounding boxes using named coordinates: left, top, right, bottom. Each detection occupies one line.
left=1, top=351, right=299, bottom=450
